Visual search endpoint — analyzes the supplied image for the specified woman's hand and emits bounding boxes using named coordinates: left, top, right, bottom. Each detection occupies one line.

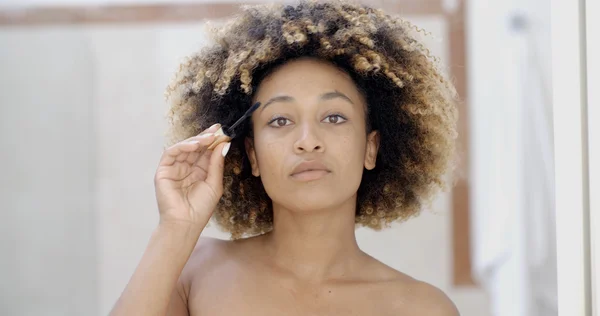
left=154, top=124, right=231, bottom=230
left=110, top=126, right=229, bottom=316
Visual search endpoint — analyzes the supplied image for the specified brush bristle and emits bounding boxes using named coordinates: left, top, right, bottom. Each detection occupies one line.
left=225, top=101, right=262, bottom=135
left=247, top=101, right=261, bottom=114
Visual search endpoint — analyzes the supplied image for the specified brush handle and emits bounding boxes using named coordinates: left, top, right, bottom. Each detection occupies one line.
left=207, top=127, right=232, bottom=150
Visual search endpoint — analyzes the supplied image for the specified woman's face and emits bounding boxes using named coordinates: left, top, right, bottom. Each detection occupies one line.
left=246, top=58, right=379, bottom=212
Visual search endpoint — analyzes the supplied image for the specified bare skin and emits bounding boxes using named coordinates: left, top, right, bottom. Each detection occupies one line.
left=111, top=58, right=459, bottom=316
left=171, top=236, right=458, bottom=316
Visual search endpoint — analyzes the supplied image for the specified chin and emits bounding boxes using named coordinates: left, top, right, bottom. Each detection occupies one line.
left=263, top=175, right=360, bottom=212
left=277, top=188, right=354, bottom=212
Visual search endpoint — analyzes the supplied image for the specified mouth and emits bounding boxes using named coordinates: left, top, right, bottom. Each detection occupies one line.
left=290, top=169, right=331, bottom=181
left=290, top=160, right=331, bottom=182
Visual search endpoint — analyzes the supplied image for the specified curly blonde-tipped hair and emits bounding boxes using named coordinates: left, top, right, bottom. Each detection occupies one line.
left=165, top=0, right=458, bottom=239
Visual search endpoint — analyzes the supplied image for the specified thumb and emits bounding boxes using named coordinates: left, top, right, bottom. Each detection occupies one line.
left=205, top=142, right=230, bottom=193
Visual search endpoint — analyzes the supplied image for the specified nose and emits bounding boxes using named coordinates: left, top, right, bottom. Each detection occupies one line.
left=294, top=122, right=324, bottom=154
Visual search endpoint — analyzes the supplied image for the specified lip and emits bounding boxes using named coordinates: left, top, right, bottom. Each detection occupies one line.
left=290, top=160, right=331, bottom=181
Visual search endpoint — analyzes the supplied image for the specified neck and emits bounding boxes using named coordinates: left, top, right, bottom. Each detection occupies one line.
left=260, top=196, right=366, bottom=282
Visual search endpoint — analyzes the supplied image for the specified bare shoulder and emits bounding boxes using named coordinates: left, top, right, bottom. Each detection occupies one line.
left=190, top=236, right=231, bottom=261
left=397, top=279, right=460, bottom=316
left=386, top=273, right=460, bottom=316
left=179, top=237, right=233, bottom=284
left=364, top=258, right=459, bottom=316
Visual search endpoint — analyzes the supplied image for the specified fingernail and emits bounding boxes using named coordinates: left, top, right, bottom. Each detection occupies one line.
left=199, top=132, right=214, bottom=138
left=222, top=142, right=231, bottom=157
left=210, top=123, right=221, bottom=129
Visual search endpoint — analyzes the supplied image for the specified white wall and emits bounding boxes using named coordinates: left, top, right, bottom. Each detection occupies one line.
left=586, top=0, right=600, bottom=312
left=0, top=0, right=264, bottom=7
left=0, top=28, right=97, bottom=315
left=467, top=0, right=554, bottom=315
left=551, top=0, right=596, bottom=313
left=0, top=10, right=490, bottom=316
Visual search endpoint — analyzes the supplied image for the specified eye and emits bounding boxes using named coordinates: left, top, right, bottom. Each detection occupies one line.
left=323, top=114, right=347, bottom=124
left=268, top=116, right=292, bottom=127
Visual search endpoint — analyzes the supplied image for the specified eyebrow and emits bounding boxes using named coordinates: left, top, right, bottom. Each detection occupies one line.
left=259, top=90, right=355, bottom=113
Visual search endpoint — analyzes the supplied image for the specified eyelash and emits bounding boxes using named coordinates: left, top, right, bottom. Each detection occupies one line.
left=267, top=114, right=348, bottom=127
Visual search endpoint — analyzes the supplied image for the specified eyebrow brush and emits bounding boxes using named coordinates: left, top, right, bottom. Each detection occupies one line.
left=207, top=101, right=261, bottom=150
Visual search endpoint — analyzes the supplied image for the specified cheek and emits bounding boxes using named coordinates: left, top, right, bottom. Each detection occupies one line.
left=256, top=139, right=286, bottom=177
left=330, top=133, right=366, bottom=168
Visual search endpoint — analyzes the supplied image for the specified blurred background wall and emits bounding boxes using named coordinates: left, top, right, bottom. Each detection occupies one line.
left=467, top=0, right=555, bottom=315
left=0, top=1, right=555, bottom=315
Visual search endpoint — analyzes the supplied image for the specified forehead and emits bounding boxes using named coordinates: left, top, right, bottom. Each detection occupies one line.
left=254, top=58, right=363, bottom=100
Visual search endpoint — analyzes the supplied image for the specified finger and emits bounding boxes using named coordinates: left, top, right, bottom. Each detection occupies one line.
left=187, top=132, right=219, bottom=145
left=194, top=146, right=212, bottom=173
left=185, top=150, right=201, bottom=164
left=194, top=135, right=225, bottom=169
left=156, top=161, right=191, bottom=182
left=178, top=123, right=220, bottom=145
left=197, top=123, right=221, bottom=137
left=205, top=141, right=230, bottom=193
left=176, top=152, right=190, bottom=163
left=160, top=135, right=215, bottom=166
left=207, top=134, right=232, bottom=151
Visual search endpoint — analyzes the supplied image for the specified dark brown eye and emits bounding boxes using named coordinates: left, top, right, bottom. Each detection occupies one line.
left=268, top=116, right=291, bottom=127
left=324, top=114, right=346, bottom=124
left=276, top=118, right=288, bottom=126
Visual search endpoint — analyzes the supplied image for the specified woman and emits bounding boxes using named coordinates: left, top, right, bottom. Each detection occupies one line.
left=111, top=1, right=459, bottom=315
